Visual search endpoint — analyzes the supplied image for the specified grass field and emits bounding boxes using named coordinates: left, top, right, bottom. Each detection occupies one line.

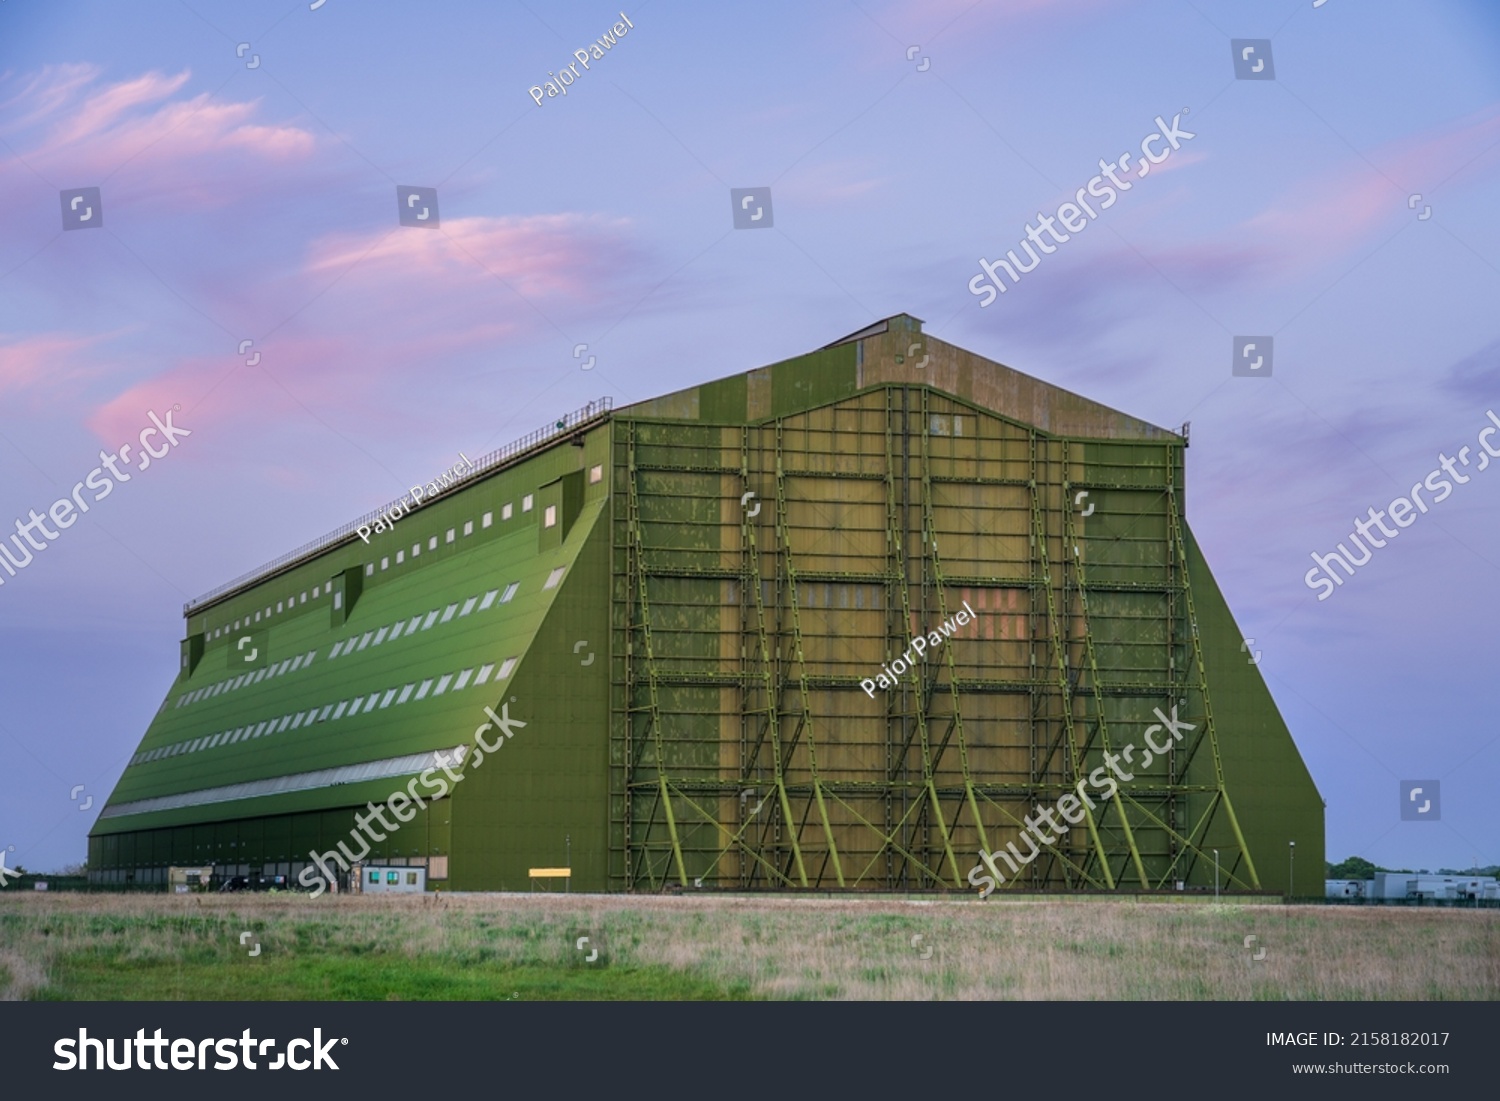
left=1, top=893, right=1496, bottom=1001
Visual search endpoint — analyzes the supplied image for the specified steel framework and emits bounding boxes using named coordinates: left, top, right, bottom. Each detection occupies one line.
left=611, top=384, right=1261, bottom=892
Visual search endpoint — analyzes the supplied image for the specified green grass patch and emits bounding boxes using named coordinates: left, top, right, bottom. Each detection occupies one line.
left=37, top=951, right=754, bottom=1002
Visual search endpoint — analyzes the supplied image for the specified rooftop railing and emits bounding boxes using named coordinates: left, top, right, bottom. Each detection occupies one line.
left=184, top=398, right=614, bottom=616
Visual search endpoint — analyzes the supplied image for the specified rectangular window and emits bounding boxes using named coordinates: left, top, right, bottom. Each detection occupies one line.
left=500, top=582, right=519, bottom=603
left=286, top=656, right=303, bottom=672
left=255, top=611, right=262, bottom=622
left=433, top=673, right=454, bottom=696
left=544, top=566, right=565, bottom=589
left=522, top=494, right=533, bottom=512
left=333, top=592, right=343, bottom=610
left=406, top=615, right=423, bottom=634
left=346, top=698, right=363, bottom=716
left=252, top=721, right=268, bottom=738
left=381, top=557, right=389, bottom=570
left=379, top=689, right=397, bottom=709
left=290, top=713, right=304, bottom=730
left=590, top=464, right=603, bottom=483
left=363, top=692, right=380, bottom=711
left=331, top=701, right=349, bottom=720
left=301, top=592, right=307, bottom=604
left=317, top=705, right=333, bottom=721
left=329, top=640, right=346, bottom=659
left=446, top=528, right=456, bottom=544
left=482, top=511, right=493, bottom=528
left=365, top=563, right=374, bottom=576
left=497, top=657, right=518, bottom=679
left=429, top=536, right=438, bottom=550
left=373, top=626, right=390, bottom=645
left=277, top=601, right=283, bottom=613
left=463, top=520, right=473, bottom=536
left=422, top=610, right=439, bottom=630
left=453, top=668, right=474, bottom=691
left=502, top=503, right=513, bottom=520
left=357, top=632, right=374, bottom=650
left=459, top=597, right=477, bottom=617
left=475, top=663, right=495, bottom=685
left=440, top=603, right=458, bottom=623
left=412, top=543, right=420, bottom=557
left=397, top=683, right=415, bottom=704
left=304, top=709, right=318, bottom=724
left=396, top=550, right=404, bottom=564
left=414, top=679, right=434, bottom=701
left=276, top=716, right=293, bottom=733
left=543, top=504, right=557, bottom=528
left=387, top=622, right=404, bottom=641
left=479, top=589, right=499, bottom=610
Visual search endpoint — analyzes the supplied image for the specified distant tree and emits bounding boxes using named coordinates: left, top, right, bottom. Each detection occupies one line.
left=1327, top=856, right=1379, bottom=879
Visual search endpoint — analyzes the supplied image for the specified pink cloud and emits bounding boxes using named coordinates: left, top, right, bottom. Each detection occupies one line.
left=1245, top=105, right=1500, bottom=263
left=0, top=64, right=317, bottom=184
left=0, top=330, right=121, bottom=397
left=305, top=213, right=639, bottom=300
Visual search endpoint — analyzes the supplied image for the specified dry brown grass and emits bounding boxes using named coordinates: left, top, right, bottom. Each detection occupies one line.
left=2, top=892, right=1496, bottom=1001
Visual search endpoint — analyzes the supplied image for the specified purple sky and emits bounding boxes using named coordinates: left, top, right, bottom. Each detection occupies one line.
left=2, top=0, right=1497, bottom=875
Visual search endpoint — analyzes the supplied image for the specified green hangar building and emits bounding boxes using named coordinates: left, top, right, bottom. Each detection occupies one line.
left=90, top=314, right=1323, bottom=894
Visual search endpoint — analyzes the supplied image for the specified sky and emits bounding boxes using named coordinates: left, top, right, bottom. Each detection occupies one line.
left=1, top=0, right=1497, bottom=876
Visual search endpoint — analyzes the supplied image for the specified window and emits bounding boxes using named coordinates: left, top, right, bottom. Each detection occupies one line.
left=412, top=543, right=420, bottom=557
left=482, top=511, right=493, bottom=528
left=290, top=713, right=305, bottom=730
left=365, top=563, right=374, bottom=576
left=544, top=505, right=557, bottom=528
left=459, top=597, right=477, bottom=617
left=422, top=610, right=439, bottom=630
left=329, top=640, right=345, bottom=659
left=357, top=632, right=373, bottom=650
left=387, top=872, right=399, bottom=884
left=500, top=582, right=519, bottom=603
left=387, top=622, right=404, bottom=641
left=497, top=657, right=518, bottom=679
left=397, top=683, right=415, bottom=704
left=544, top=566, right=566, bottom=589
left=406, top=615, right=423, bottom=634
left=475, top=663, right=495, bottom=685
left=317, top=705, right=333, bottom=721
left=463, top=520, right=473, bottom=536
left=265, top=606, right=271, bottom=617
left=396, top=550, right=404, bottom=564
left=479, top=589, right=499, bottom=610
left=368, top=871, right=379, bottom=885
left=379, top=689, right=397, bottom=709
left=429, top=536, right=438, bottom=550
left=332, top=701, right=349, bottom=720
left=333, top=592, right=343, bottom=610
left=589, top=464, right=603, bottom=484
left=381, top=557, right=389, bottom=570
left=346, top=698, right=364, bottom=716
left=277, top=601, right=283, bottom=613
left=522, top=494, right=533, bottom=512
left=453, top=668, right=474, bottom=690
left=276, top=716, right=293, bottom=732
left=406, top=872, right=418, bottom=885
left=415, top=679, right=434, bottom=700
left=440, top=603, right=458, bottom=623
left=255, top=611, right=262, bottom=622
left=301, top=592, right=307, bottom=604
left=433, top=673, right=454, bottom=695
left=446, top=528, right=455, bottom=544
left=363, top=692, right=380, bottom=711
left=502, top=503, right=513, bottom=520
left=373, top=626, right=390, bottom=645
